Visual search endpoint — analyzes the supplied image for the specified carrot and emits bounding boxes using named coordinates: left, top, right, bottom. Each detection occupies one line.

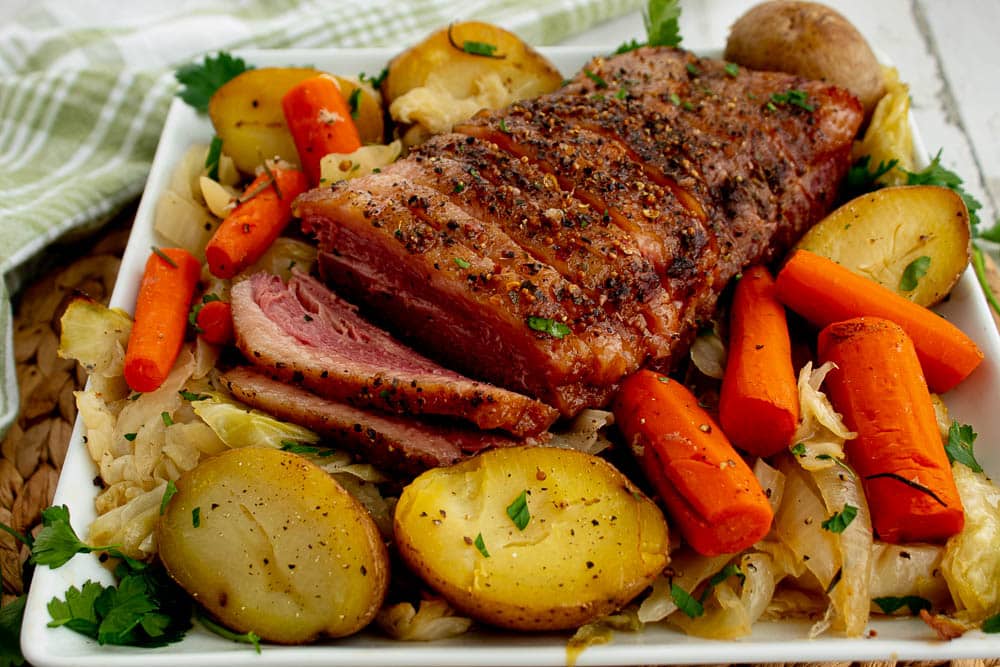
left=817, top=316, right=964, bottom=543
left=281, top=75, right=362, bottom=186
left=204, top=165, right=308, bottom=279
left=124, top=247, right=201, bottom=393
left=775, top=249, right=983, bottom=393
left=194, top=298, right=233, bottom=345
left=614, top=370, right=774, bottom=556
left=718, top=265, right=800, bottom=457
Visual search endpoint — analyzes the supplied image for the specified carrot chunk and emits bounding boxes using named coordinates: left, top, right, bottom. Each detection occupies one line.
left=718, top=265, right=799, bottom=456
left=281, top=75, right=362, bottom=186
left=123, top=247, right=201, bottom=392
left=205, top=166, right=308, bottom=279
left=614, top=370, right=774, bottom=556
left=775, top=249, right=983, bottom=393
left=818, top=316, right=964, bottom=543
left=195, top=299, right=234, bottom=345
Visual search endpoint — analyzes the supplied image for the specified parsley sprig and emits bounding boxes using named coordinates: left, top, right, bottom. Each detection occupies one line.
left=175, top=52, right=251, bottom=113
left=614, top=0, right=682, bottom=54
left=945, top=421, right=983, bottom=473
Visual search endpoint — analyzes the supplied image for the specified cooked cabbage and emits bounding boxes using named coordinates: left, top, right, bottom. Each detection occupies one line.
left=57, top=297, right=132, bottom=377
left=941, top=464, right=1000, bottom=621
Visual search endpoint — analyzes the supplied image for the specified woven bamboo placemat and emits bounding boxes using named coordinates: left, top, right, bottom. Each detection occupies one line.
left=3, top=206, right=999, bottom=665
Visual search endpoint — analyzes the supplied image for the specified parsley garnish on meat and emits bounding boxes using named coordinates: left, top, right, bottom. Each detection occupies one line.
left=527, top=316, right=571, bottom=339
left=724, top=62, right=739, bottom=77
left=583, top=69, right=608, bottom=89
left=175, top=52, right=251, bottom=113
left=768, top=89, right=814, bottom=112
left=945, top=421, right=983, bottom=473
left=614, top=0, right=682, bottom=53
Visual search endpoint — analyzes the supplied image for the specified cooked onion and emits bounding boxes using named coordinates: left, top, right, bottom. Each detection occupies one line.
left=689, top=329, right=727, bottom=380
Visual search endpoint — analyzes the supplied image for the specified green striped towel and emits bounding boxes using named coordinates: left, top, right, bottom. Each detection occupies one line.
left=0, top=0, right=643, bottom=437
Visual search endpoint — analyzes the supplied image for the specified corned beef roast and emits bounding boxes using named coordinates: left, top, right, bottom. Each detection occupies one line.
left=286, top=47, right=862, bottom=417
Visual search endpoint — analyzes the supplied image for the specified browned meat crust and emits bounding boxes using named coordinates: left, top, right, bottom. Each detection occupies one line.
left=222, top=367, right=532, bottom=476
left=295, top=46, right=863, bottom=415
left=230, top=271, right=559, bottom=437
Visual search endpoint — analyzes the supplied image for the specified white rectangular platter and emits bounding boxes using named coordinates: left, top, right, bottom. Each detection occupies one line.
left=21, top=47, right=1000, bottom=666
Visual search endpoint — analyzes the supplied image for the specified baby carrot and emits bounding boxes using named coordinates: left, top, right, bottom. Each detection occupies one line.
left=195, top=299, right=233, bottom=345
left=718, top=265, right=799, bottom=457
left=775, top=249, right=983, bottom=393
left=124, top=247, right=201, bottom=393
left=818, top=317, right=964, bottom=543
left=614, top=370, right=774, bottom=556
left=282, top=75, right=362, bottom=186
left=204, top=165, right=308, bottom=279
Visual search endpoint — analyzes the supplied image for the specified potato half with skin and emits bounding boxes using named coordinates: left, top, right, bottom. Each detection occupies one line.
left=724, top=1, right=884, bottom=121
left=208, top=67, right=384, bottom=174
left=157, top=446, right=389, bottom=643
left=794, top=185, right=971, bottom=307
left=394, top=446, right=670, bottom=631
left=383, top=21, right=563, bottom=141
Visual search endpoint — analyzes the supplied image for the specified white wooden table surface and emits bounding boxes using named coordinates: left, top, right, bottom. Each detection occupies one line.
left=563, top=0, right=999, bottom=239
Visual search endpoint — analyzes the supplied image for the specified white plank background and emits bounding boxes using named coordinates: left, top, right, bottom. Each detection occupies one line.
left=563, top=0, right=999, bottom=237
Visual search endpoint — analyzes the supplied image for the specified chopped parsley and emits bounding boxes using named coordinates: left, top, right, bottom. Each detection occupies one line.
left=124, top=432, right=137, bottom=442
left=506, top=490, right=530, bottom=530
left=899, top=256, right=931, bottom=291
left=347, top=87, right=362, bottom=119
left=584, top=69, right=608, bottom=89
left=359, top=68, right=388, bottom=89
left=527, top=316, right=571, bottom=339
left=768, top=89, right=814, bottom=112
left=161, top=412, right=174, bottom=427
left=447, top=24, right=503, bottom=59
left=454, top=257, right=471, bottom=269
left=670, top=583, right=703, bottom=618
left=873, top=595, right=932, bottom=615
left=984, top=613, right=1000, bottom=633
left=700, top=564, right=745, bottom=603
left=790, top=442, right=806, bottom=456
left=821, top=504, right=858, bottom=533
left=178, top=390, right=209, bottom=402
left=474, top=533, right=490, bottom=558
left=192, top=507, right=201, bottom=528
left=204, top=136, right=223, bottom=181
left=724, top=62, right=739, bottom=77
left=159, top=481, right=177, bottom=516
left=175, top=52, right=251, bottom=113
left=945, top=421, right=983, bottom=473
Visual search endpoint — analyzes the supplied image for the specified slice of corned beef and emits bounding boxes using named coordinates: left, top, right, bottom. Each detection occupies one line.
left=222, top=367, right=530, bottom=476
left=230, top=271, right=558, bottom=437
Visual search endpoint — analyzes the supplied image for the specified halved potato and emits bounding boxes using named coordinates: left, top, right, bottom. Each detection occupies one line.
left=383, top=21, right=563, bottom=141
left=157, top=447, right=389, bottom=643
left=394, top=446, right=670, bottom=631
left=794, top=185, right=971, bottom=307
left=208, top=67, right=384, bottom=174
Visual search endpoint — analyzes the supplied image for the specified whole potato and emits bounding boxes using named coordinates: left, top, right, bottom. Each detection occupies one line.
left=394, top=446, right=670, bottom=631
left=724, top=1, right=884, bottom=120
left=157, top=446, right=389, bottom=643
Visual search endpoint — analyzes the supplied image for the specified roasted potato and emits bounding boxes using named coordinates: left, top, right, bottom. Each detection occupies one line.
left=208, top=67, right=384, bottom=174
left=383, top=21, right=563, bottom=142
left=794, top=185, right=971, bottom=307
left=393, top=446, right=670, bottom=631
left=157, top=447, right=389, bottom=643
left=724, top=1, right=884, bottom=121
